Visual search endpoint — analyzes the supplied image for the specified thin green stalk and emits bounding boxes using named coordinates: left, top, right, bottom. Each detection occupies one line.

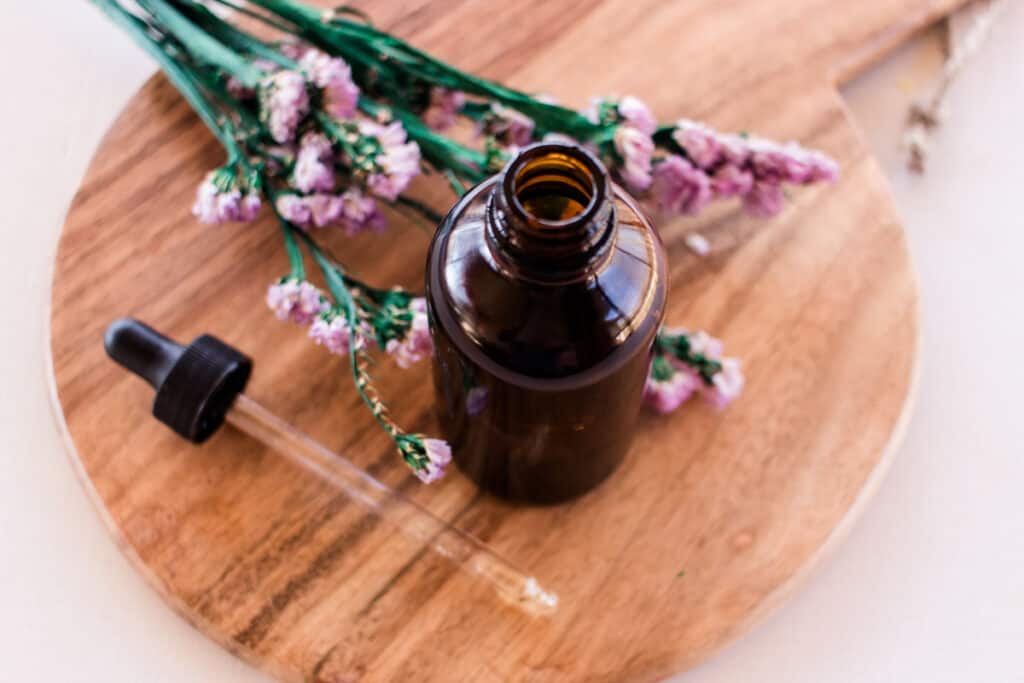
left=201, top=0, right=298, bottom=33
left=187, top=63, right=263, bottom=134
left=278, top=218, right=305, bottom=280
left=357, top=98, right=486, bottom=182
left=90, top=0, right=234, bottom=152
left=136, top=0, right=263, bottom=86
left=298, top=230, right=399, bottom=439
left=172, top=0, right=298, bottom=70
left=443, top=170, right=467, bottom=197
left=245, top=0, right=603, bottom=138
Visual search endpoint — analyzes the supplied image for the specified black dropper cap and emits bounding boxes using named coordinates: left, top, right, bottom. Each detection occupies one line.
left=104, top=318, right=252, bottom=443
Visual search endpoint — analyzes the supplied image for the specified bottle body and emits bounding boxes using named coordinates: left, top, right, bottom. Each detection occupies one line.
left=426, top=144, right=666, bottom=504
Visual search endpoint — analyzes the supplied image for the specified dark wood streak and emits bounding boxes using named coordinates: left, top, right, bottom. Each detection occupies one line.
left=356, top=491, right=484, bottom=617
left=233, top=511, right=384, bottom=650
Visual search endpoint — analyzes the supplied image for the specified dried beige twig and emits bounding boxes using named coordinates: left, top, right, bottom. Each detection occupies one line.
left=904, top=0, right=1006, bottom=173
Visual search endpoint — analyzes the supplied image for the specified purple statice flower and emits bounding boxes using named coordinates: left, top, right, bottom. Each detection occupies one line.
left=702, top=357, right=745, bottom=409
left=309, top=311, right=366, bottom=355
left=710, top=163, right=754, bottom=198
left=672, top=119, right=721, bottom=169
left=686, top=330, right=724, bottom=360
left=358, top=120, right=421, bottom=201
left=613, top=125, right=655, bottom=192
left=747, top=138, right=840, bottom=185
left=276, top=193, right=312, bottom=227
left=385, top=297, right=433, bottom=368
left=291, top=132, right=335, bottom=193
left=422, top=87, right=465, bottom=132
left=650, top=155, right=712, bottom=215
left=805, top=148, right=840, bottom=183
left=717, top=133, right=752, bottom=166
left=747, top=138, right=799, bottom=182
left=337, top=188, right=385, bottom=235
left=481, top=104, right=535, bottom=147
left=226, top=76, right=253, bottom=100
left=237, top=192, right=262, bottom=222
left=305, top=193, right=344, bottom=228
left=414, top=438, right=452, bottom=483
left=259, top=70, right=310, bottom=144
left=192, top=171, right=261, bottom=224
left=278, top=40, right=312, bottom=61
left=742, top=180, right=786, bottom=218
left=617, top=95, right=657, bottom=136
left=276, top=188, right=384, bottom=233
left=643, top=360, right=702, bottom=414
left=226, top=58, right=279, bottom=100
left=266, top=278, right=329, bottom=325
left=299, top=49, right=359, bottom=119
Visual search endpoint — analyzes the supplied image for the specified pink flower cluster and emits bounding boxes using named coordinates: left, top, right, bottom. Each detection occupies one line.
left=278, top=129, right=391, bottom=234
left=587, top=95, right=658, bottom=192
left=422, top=87, right=465, bottom=132
left=357, top=120, right=422, bottom=201
left=309, top=312, right=367, bottom=356
left=414, top=438, right=452, bottom=483
left=644, top=361, right=701, bottom=414
left=258, top=48, right=360, bottom=144
left=385, top=297, right=433, bottom=368
left=481, top=104, right=535, bottom=148
left=299, top=49, right=360, bottom=120
left=265, top=278, right=329, bottom=325
left=276, top=188, right=384, bottom=234
left=652, top=118, right=839, bottom=218
left=260, top=70, right=310, bottom=144
left=643, top=329, right=745, bottom=414
left=191, top=171, right=261, bottom=224
left=291, top=132, right=335, bottom=192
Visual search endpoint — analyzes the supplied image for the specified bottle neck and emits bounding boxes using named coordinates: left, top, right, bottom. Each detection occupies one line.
left=485, top=143, right=616, bottom=283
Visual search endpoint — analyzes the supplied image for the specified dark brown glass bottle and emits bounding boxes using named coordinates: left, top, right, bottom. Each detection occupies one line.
left=426, top=143, right=666, bottom=504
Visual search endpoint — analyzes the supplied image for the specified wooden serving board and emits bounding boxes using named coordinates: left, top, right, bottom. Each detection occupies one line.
left=49, top=1, right=965, bottom=680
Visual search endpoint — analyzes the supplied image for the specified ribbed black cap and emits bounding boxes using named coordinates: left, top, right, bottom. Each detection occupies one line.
left=104, top=319, right=252, bottom=443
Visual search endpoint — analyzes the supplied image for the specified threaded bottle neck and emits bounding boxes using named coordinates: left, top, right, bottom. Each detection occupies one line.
left=486, top=143, right=616, bottom=283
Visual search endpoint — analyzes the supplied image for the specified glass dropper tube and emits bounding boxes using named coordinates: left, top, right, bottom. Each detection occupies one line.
left=102, top=317, right=557, bottom=617
left=227, top=394, right=558, bottom=616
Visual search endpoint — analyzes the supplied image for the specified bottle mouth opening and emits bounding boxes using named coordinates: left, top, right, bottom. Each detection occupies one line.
left=503, top=143, right=606, bottom=230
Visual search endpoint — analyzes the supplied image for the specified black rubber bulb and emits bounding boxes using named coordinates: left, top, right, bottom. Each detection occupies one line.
left=104, top=318, right=186, bottom=390
left=103, top=318, right=253, bottom=443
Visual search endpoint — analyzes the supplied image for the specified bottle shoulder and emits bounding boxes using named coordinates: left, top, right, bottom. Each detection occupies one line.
left=426, top=180, right=667, bottom=380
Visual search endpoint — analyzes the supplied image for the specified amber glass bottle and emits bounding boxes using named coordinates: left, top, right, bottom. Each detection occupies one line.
left=426, top=143, right=666, bottom=504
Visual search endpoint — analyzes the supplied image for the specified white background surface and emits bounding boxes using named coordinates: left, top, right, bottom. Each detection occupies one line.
left=2, top=3, right=1021, bottom=681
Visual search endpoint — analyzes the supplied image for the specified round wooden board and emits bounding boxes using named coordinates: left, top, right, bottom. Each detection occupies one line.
left=49, top=1, right=964, bottom=680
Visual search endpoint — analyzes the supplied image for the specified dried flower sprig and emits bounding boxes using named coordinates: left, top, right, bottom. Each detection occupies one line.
left=644, top=329, right=745, bottom=413
left=91, top=0, right=837, bottom=481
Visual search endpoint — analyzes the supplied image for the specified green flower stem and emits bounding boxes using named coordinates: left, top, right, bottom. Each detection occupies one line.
left=91, top=0, right=236, bottom=152
left=187, top=63, right=264, bottom=136
left=135, top=0, right=264, bottom=86
left=654, top=331, right=723, bottom=385
left=278, top=218, right=305, bottom=280
left=246, top=0, right=603, bottom=139
left=443, top=170, right=468, bottom=197
left=298, top=229, right=401, bottom=440
left=199, top=0, right=298, bottom=34
left=356, top=98, right=486, bottom=183
left=172, top=0, right=297, bottom=70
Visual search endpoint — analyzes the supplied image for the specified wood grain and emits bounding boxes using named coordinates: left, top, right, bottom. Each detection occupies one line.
left=50, top=1, right=965, bottom=680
